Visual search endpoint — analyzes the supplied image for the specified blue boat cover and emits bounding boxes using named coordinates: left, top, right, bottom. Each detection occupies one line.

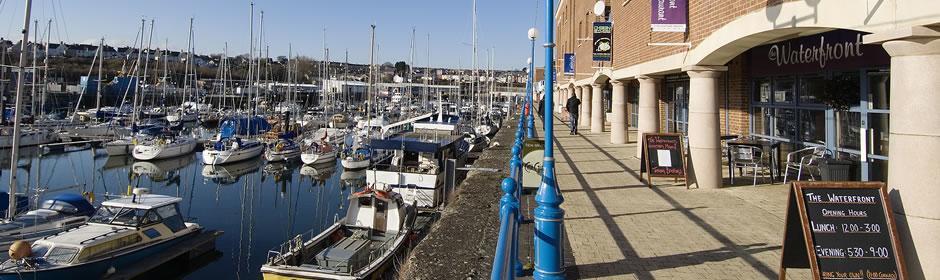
left=220, top=116, right=271, bottom=138
left=48, top=193, right=96, bottom=216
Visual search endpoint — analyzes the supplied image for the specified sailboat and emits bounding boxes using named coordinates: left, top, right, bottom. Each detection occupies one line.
left=202, top=116, right=267, bottom=165
left=301, top=129, right=337, bottom=165
left=131, top=132, right=197, bottom=160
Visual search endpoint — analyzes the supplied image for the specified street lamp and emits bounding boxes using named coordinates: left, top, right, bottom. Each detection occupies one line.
left=526, top=27, right=537, bottom=138
left=534, top=0, right=564, bottom=278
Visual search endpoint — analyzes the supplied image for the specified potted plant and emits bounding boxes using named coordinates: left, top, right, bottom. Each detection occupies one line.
left=818, top=74, right=860, bottom=181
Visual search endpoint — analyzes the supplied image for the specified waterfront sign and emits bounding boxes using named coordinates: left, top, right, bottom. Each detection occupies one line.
left=592, top=22, right=612, bottom=61
left=779, top=182, right=907, bottom=280
left=642, top=133, right=686, bottom=187
left=563, top=53, right=575, bottom=76
left=521, top=139, right=544, bottom=189
left=650, top=0, right=687, bottom=32
left=749, top=30, right=890, bottom=76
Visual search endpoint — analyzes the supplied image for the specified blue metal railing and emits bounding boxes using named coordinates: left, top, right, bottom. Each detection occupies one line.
left=492, top=111, right=527, bottom=280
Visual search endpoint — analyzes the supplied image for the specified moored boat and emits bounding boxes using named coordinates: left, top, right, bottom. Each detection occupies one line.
left=265, top=138, right=302, bottom=162
left=0, top=194, right=95, bottom=260
left=0, top=192, right=208, bottom=279
left=261, top=188, right=415, bottom=280
left=131, top=135, right=197, bottom=160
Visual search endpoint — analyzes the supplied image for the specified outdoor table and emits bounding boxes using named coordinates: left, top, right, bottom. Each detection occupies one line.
left=726, top=137, right=781, bottom=183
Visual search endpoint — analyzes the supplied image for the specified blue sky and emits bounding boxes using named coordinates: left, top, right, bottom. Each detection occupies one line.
left=0, top=0, right=548, bottom=70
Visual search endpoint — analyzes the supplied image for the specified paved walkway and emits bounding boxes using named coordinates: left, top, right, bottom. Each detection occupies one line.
left=522, top=117, right=811, bottom=279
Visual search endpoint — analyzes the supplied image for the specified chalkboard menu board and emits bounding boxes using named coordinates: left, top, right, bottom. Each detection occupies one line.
left=779, top=182, right=907, bottom=280
left=642, top=133, right=687, bottom=187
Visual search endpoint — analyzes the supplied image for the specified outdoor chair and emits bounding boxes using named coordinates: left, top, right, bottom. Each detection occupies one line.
left=729, top=145, right=771, bottom=186
left=782, top=146, right=827, bottom=184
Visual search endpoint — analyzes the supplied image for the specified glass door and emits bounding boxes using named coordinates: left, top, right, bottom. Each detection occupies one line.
left=863, top=70, right=890, bottom=182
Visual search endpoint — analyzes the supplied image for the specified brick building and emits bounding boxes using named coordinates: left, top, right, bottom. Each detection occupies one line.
left=551, top=0, right=940, bottom=279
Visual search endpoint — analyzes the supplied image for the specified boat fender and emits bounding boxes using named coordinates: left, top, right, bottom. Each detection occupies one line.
left=106, top=266, right=116, bottom=276
left=8, top=240, right=30, bottom=260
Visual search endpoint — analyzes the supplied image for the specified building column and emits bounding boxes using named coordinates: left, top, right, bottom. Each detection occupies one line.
left=866, top=26, right=940, bottom=280
left=635, top=75, right=661, bottom=158
left=591, top=83, right=605, bottom=133
left=683, top=66, right=726, bottom=189
left=580, top=85, right=592, bottom=129
left=610, top=80, right=627, bottom=144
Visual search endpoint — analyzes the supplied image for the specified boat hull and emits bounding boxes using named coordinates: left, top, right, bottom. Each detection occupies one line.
left=301, top=150, right=336, bottom=165
left=341, top=158, right=369, bottom=170
left=0, top=229, right=200, bottom=280
left=201, top=144, right=264, bottom=165
left=131, top=139, right=197, bottom=160
left=265, top=149, right=302, bottom=162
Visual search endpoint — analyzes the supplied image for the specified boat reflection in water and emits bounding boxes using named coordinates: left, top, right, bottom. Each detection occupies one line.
left=132, top=154, right=196, bottom=182
left=340, top=169, right=367, bottom=190
left=300, top=162, right=337, bottom=186
left=201, top=159, right=262, bottom=185
left=263, top=161, right=301, bottom=184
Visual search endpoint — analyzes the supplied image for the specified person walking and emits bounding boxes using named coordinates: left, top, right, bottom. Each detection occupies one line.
left=565, top=94, right=581, bottom=135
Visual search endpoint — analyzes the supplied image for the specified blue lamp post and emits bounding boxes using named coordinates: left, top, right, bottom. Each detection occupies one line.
left=526, top=28, right=537, bottom=139
left=533, top=0, right=564, bottom=278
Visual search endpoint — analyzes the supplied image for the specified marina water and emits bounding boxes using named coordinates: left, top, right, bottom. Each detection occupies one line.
left=1, top=145, right=359, bottom=279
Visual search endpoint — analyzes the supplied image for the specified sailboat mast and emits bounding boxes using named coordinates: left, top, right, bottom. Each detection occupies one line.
left=409, top=27, right=415, bottom=115
left=141, top=19, right=155, bottom=112
left=246, top=2, right=254, bottom=135
left=130, top=19, right=145, bottom=127
left=30, top=20, right=36, bottom=118
left=471, top=0, right=478, bottom=126
left=7, top=0, right=33, bottom=221
left=40, top=19, right=50, bottom=116
left=368, top=24, right=375, bottom=126
left=96, top=38, right=103, bottom=112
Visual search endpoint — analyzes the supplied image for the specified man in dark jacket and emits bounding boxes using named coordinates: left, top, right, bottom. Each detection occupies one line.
left=537, top=95, right=545, bottom=120
left=565, top=95, right=581, bottom=135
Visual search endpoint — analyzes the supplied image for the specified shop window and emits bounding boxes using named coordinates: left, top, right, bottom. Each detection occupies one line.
left=868, top=71, right=890, bottom=110
left=837, top=111, right=861, bottom=151
left=754, top=79, right=772, bottom=103
left=773, top=78, right=796, bottom=103
left=799, top=109, right=826, bottom=144
left=753, top=107, right=772, bottom=136
left=799, top=75, right=825, bottom=105
left=774, top=108, right=798, bottom=139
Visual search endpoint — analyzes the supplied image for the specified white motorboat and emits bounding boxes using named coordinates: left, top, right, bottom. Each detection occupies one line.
left=264, top=138, right=302, bottom=162
left=367, top=132, right=467, bottom=208
left=0, top=128, right=57, bottom=149
left=131, top=135, right=197, bottom=160
left=202, top=136, right=264, bottom=165
left=341, top=144, right=372, bottom=170
left=261, top=188, right=416, bottom=280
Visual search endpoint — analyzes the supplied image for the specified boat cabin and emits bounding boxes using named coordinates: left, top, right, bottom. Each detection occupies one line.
left=26, top=194, right=190, bottom=265
left=367, top=132, right=466, bottom=208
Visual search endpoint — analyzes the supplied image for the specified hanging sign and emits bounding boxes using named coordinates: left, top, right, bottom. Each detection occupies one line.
left=642, top=133, right=687, bottom=187
left=650, top=0, right=687, bottom=32
left=779, top=181, right=908, bottom=280
left=592, top=22, right=612, bottom=61
left=563, top=53, right=575, bottom=76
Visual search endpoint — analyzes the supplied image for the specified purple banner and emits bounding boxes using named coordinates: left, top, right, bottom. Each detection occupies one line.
left=749, top=30, right=890, bottom=76
left=651, top=0, right=687, bottom=32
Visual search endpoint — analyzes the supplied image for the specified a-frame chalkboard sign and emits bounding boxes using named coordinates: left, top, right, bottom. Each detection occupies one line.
left=642, top=133, right=688, bottom=188
left=778, top=181, right=907, bottom=280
